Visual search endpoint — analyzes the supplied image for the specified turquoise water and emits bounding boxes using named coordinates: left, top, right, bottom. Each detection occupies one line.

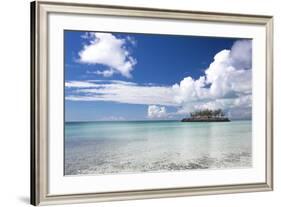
left=65, top=120, right=252, bottom=175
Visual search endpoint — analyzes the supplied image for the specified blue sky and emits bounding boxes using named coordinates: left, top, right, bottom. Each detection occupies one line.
left=64, top=31, right=252, bottom=121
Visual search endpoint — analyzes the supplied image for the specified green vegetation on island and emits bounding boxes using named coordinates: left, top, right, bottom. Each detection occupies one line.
left=181, top=109, right=230, bottom=122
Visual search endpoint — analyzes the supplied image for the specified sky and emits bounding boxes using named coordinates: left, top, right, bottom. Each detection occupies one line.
left=64, top=31, right=252, bottom=121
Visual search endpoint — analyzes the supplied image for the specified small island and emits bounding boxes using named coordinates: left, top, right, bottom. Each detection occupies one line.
left=181, top=109, right=230, bottom=122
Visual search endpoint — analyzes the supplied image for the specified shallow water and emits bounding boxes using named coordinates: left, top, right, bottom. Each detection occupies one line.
left=65, top=120, right=252, bottom=175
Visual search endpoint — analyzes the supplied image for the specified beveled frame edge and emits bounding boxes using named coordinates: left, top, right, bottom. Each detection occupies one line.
left=30, top=1, right=274, bottom=205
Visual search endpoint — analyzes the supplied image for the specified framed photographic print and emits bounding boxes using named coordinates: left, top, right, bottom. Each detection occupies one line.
left=30, top=0, right=273, bottom=205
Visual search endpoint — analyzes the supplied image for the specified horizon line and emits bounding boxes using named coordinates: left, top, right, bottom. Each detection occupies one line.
left=65, top=118, right=252, bottom=123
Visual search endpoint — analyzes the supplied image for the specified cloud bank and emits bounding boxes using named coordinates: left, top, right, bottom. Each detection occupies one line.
left=147, top=105, right=167, bottom=119
left=79, top=32, right=137, bottom=78
left=67, top=40, right=252, bottom=119
left=66, top=80, right=176, bottom=106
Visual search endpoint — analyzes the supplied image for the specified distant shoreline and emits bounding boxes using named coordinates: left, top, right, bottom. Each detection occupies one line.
left=181, top=117, right=230, bottom=122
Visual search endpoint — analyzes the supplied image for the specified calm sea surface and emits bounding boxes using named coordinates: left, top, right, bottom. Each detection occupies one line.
left=65, top=120, right=252, bottom=175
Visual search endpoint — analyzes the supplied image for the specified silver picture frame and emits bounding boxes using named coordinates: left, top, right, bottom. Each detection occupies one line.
left=30, top=0, right=273, bottom=205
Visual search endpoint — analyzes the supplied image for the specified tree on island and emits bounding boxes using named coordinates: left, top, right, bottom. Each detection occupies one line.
left=190, top=109, right=226, bottom=118
left=182, top=108, right=229, bottom=122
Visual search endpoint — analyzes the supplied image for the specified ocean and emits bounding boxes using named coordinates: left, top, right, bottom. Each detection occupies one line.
left=65, top=120, right=252, bottom=175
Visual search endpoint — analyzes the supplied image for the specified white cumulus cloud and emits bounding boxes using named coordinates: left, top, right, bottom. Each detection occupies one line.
left=147, top=105, right=167, bottom=119
left=78, top=32, right=137, bottom=78
left=171, top=40, right=252, bottom=118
